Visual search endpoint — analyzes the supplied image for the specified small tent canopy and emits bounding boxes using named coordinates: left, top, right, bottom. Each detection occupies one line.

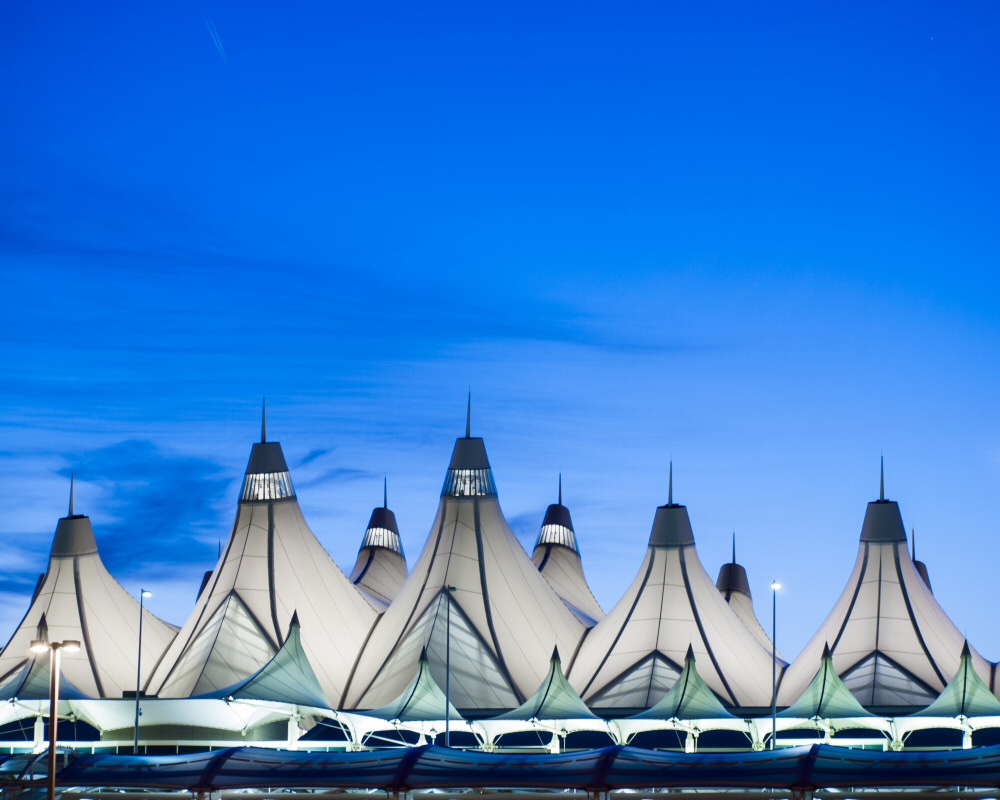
left=779, top=643, right=873, bottom=720
left=198, top=612, right=331, bottom=710
left=360, top=648, right=461, bottom=723
left=631, top=646, right=734, bottom=721
left=716, top=535, right=778, bottom=656
left=349, top=479, right=408, bottom=611
left=148, top=406, right=377, bottom=707
left=0, top=647, right=90, bottom=702
left=569, top=465, right=781, bottom=712
left=613, top=647, right=743, bottom=744
left=778, top=461, right=991, bottom=711
left=344, top=399, right=585, bottom=712
left=531, top=477, right=604, bottom=627
left=479, top=648, right=609, bottom=748
left=0, top=481, right=177, bottom=699
left=914, top=642, right=1000, bottom=719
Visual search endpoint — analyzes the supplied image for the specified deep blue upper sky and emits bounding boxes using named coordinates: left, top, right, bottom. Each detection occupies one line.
left=1, top=2, right=998, bottom=661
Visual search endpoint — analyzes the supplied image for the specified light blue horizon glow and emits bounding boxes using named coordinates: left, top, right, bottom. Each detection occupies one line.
left=1, top=1, right=998, bottom=668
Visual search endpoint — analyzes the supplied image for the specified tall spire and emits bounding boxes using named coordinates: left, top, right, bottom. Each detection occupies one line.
left=558, top=473, right=562, bottom=505
left=879, top=454, right=884, bottom=501
left=668, top=461, right=673, bottom=505
left=383, top=475, right=388, bottom=509
left=465, top=391, right=471, bottom=438
left=261, top=397, right=267, bottom=443
left=68, top=473, right=75, bottom=517
left=732, top=531, right=736, bottom=564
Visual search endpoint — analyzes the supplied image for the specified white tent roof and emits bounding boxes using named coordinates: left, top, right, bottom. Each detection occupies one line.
left=531, top=478, right=604, bottom=627
left=147, top=417, right=377, bottom=707
left=777, top=466, right=992, bottom=709
left=349, top=482, right=408, bottom=611
left=343, top=409, right=585, bottom=712
left=568, top=469, right=781, bottom=711
left=0, top=485, right=177, bottom=699
left=715, top=536, right=779, bottom=657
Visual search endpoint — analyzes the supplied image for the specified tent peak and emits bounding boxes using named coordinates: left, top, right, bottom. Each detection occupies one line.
left=261, top=397, right=267, bottom=443
left=68, top=473, right=75, bottom=517
left=465, top=391, right=471, bottom=438
left=383, top=476, right=387, bottom=509
left=879, top=454, right=884, bottom=501
left=668, top=460, right=673, bottom=505
left=552, top=646, right=561, bottom=663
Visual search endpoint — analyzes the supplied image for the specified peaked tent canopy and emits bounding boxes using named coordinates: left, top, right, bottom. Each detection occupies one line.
left=349, top=479, right=408, bottom=611
left=715, top=534, right=778, bottom=656
left=0, top=647, right=90, bottom=701
left=198, top=612, right=330, bottom=709
left=492, top=647, right=597, bottom=722
left=630, top=645, right=734, bottom=721
left=569, top=466, right=780, bottom=711
left=531, top=477, right=604, bottom=627
left=778, top=462, right=991, bottom=710
left=0, top=485, right=177, bottom=699
left=343, top=402, right=585, bottom=712
left=148, top=410, right=378, bottom=707
left=915, top=642, right=1000, bottom=718
left=360, top=648, right=461, bottom=722
left=779, top=644, right=873, bottom=720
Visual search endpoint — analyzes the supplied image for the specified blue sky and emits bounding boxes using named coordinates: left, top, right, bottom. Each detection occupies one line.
left=1, top=1, right=998, bottom=663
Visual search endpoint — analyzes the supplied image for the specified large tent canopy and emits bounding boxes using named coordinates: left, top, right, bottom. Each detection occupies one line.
left=778, top=463, right=991, bottom=710
left=343, top=403, right=585, bottom=712
left=568, top=467, right=781, bottom=711
left=0, top=481, right=177, bottom=700
left=147, top=409, right=377, bottom=707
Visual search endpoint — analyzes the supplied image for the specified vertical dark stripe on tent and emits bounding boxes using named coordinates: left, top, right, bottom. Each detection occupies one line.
left=536, top=544, right=553, bottom=571
left=680, top=547, right=738, bottom=707
left=580, top=548, right=657, bottom=697
left=831, top=544, right=870, bottom=652
left=267, top=502, right=283, bottom=646
left=892, top=544, right=946, bottom=687
left=352, top=549, right=376, bottom=585
left=474, top=498, right=523, bottom=704
left=73, top=556, right=104, bottom=697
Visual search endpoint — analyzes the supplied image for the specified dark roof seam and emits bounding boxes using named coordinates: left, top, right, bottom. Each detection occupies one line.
left=680, top=547, right=737, bottom=707
left=892, top=544, right=946, bottom=688
left=580, top=546, right=657, bottom=698
left=73, top=555, right=104, bottom=697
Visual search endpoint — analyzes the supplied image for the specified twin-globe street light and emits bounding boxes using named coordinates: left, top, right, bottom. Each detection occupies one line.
left=30, top=633, right=80, bottom=800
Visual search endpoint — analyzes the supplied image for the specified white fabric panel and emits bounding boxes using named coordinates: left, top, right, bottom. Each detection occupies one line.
left=726, top=591, right=777, bottom=656
left=570, top=544, right=778, bottom=710
left=346, top=494, right=584, bottom=710
left=588, top=653, right=681, bottom=708
left=841, top=653, right=936, bottom=707
left=532, top=545, right=604, bottom=627
left=150, top=468, right=378, bottom=706
left=778, top=541, right=991, bottom=707
left=0, top=518, right=177, bottom=699
left=350, top=547, right=409, bottom=610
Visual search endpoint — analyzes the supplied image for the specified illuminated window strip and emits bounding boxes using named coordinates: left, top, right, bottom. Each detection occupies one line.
left=537, top=523, right=579, bottom=553
left=241, top=471, right=295, bottom=501
left=361, top=526, right=404, bottom=554
left=441, top=468, right=497, bottom=497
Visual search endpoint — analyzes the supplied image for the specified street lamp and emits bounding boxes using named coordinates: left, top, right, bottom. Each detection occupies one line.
left=30, top=632, right=81, bottom=800
left=134, top=589, right=152, bottom=754
left=770, top=580, right=781, bottom=751
left=444, top=585, right=457, bottom=747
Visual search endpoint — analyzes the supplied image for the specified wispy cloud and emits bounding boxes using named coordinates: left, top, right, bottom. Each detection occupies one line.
left=57, top=440, right=231, bottom=579
left=203, top=12, right=228, bottom=64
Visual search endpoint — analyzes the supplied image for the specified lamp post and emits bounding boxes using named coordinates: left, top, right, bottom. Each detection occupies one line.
left=770, top=580, right=781, bottom=751
left=134, top=589, right=151, bottom=754
left=444, top=585, right=456, bottom=747
left=30, top=636, right=81, bottom=800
